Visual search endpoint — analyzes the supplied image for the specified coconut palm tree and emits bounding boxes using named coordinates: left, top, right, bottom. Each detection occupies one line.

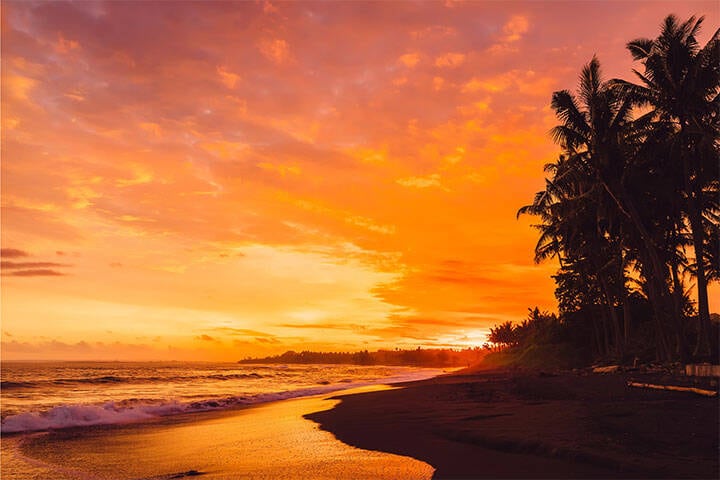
left=610, top=15, right=719, bottom=357
left=550, top=57, right=680, bottom=359
left=518, top=149, right=629, bottom=356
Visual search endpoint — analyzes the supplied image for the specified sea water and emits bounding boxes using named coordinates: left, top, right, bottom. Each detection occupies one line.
left=0, top=361, right=443, bottom=433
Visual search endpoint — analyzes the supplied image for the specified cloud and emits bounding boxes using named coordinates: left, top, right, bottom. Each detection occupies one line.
left=2, top=0, right=699, bottom=356
left=434, top=52, right=465, bottom=68
left=217, top=65, right=241, bottom=89
left=255, top=336, right=280, bottom=344
left=115, top=166, right=153, bottom=187
left=392, top=76, right=408, bottom=86
left=0, top=249, right=71, bottom=277
left=0, top=339, right=185, bottom=361
left=4, top=74, right=37, bottom=100
left=257, top=162, right=301, bottom=177
left=503, top=15, right=529, bottom=43
left=263, top=1, right=278, bottom=14
left=7, top=269, right=65, bottom=277
left=1, top=249, right=29, bottom=258
left=462, top=76, right=509, bottom=93
left=487, top=15, right=530, bottom=54
left=398, top=52, right=421, bottom=68
left=210, top=327, right=277, bottom=338
left=1, top=261, right=67, bottom=269
left=139, top=122, right=162, bottom=137
left=344, top=215, right=396, bottom=235
left=258, top=38, right=290, bottom=64
left=461, top=70, right=555, bottom=96
left=55, top=32, right=80, bottom=54
left=276, top=322, right=367, bottom=332
left=429, top=273, right=498, bottom=287
left=218, top=251, right=245, bottom=258
left=196, top=334, right=217, bottom=342
left=396, top=173, right=447, bottom=190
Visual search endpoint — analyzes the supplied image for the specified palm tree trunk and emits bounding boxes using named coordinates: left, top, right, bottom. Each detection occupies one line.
left=612, top=184, right=675, bottom=361
left=591, top=252, right=623, bottom=357
left=622, top=293, right=632, bottom=349
left=688, top=205, right=711, bottom=357
left=670, top=257, right=688, bottom=363
left=598, top=275, right=622, bottom=357
left=679, top=121, right=711, bottom=358
left=620, top=255, right=632, bottom=349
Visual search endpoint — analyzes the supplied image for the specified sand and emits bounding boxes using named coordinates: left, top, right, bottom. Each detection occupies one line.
left=2, top=385, right=434, bottom=480
left=307, top=368, right=719, bottom=479
left=4, top=369, right=717, bottom=479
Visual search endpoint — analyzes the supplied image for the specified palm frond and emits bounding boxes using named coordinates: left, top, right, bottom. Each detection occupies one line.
left=627, top=38, right=654, bottom=61
left=578, top=56, right=603, bottom=106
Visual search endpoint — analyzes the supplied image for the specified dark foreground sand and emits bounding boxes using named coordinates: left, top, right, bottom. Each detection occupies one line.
left=306, top=368, right=719, bottom=479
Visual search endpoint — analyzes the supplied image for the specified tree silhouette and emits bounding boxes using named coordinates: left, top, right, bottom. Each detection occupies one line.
left=611, top=15, right=719, bottom=357
left=518, top=15, right=719, bottom=363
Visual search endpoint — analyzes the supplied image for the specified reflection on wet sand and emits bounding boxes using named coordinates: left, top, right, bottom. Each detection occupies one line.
left=6, top=385, right=434, bottom=480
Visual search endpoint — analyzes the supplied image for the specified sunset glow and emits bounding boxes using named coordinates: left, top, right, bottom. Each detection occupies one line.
left=2, top=1, right=718, bottom=361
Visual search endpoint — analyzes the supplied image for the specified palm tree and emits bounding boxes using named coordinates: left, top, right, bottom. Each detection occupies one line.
left=519, top=16, right=717, bottom=362
left=610, top=15, right=719, bottom=357
left=518, top=148, right=628, bottom=356
left=550, top=57, right=679, bottom=359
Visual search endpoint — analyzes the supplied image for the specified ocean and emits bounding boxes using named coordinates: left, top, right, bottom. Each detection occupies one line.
left=0, top=361, right=444, bottom=434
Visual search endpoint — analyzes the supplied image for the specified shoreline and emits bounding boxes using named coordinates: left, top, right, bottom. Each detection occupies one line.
left=3, top=366, right=717, bottom=479
left=306, top=367, right=719, bottom=479
left=2, top=384, right=435, bottom=480
left=0, top=364, right=448, bottom=434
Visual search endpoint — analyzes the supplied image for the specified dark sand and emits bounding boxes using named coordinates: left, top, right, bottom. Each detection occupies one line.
left=306, top=368, right=719, bottom=479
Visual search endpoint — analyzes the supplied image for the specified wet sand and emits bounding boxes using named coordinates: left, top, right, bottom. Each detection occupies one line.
left=307, top=368, right=719, bottom=479
left=2, top=385, right=434, bottom=480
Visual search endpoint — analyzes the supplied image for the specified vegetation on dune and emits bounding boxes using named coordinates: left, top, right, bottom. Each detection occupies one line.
left=503, top=14, right=719, bottom=365
left=484, top=308, right=592, bottom=369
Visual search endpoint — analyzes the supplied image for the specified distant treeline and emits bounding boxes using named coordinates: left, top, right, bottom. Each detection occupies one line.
left=239, top=347, right=486, bottom=367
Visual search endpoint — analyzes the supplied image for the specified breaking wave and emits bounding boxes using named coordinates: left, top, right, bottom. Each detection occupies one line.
left=3, top=372, right=266, bottom=389
left=1, top=369, right=442, bottom=434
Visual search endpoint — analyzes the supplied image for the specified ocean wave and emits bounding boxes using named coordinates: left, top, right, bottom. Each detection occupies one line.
left=54, top=375, right=126, bottom=384
left=1, top=403, right=159, bottom=433
left=0, top=369, right=443, bottom=434
left=5, top=372, right=268, bottom=389
left=0, top=381, right=37, bottom=390
left=1, top=385, right=341, bottom=434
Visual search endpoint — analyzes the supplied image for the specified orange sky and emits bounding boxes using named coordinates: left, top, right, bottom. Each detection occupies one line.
left=2, top=1, right=718, bottom=361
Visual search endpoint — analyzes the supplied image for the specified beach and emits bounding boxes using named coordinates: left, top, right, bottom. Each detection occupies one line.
left=4, top=367, right=717, bottom=479
left=309, top=368, right=719, bottom=479
left=3, top=2, right=719, bottom=479
left=1, top=362, right=447, bottom=479
left=2, top=384, right=434, bottom=480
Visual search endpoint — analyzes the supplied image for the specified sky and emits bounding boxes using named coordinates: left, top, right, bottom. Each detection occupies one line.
left=2, top=1, right=718, bottom=361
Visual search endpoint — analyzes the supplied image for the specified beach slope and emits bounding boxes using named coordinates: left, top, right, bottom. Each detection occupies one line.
left=307, top=369, right=719, bottom=479
left=3, top=385, right=434, bottom=480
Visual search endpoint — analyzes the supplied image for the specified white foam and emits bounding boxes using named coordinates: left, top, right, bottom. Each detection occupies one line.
left=1, top=403, right=153, bottom=433
left=1, top=368, right=445, bottom=433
